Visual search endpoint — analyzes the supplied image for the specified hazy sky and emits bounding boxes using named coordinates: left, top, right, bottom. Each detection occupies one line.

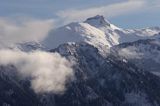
left=0, top=0, right=160, bottom=28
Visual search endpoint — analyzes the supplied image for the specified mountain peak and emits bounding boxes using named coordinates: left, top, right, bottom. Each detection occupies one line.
left=84, top=15, right=111, bottom=27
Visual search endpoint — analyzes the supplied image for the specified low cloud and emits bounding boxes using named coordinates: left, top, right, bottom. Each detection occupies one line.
left=0, top=17, right=54, bottom=47
left=118, top=46, right=143, bottom=59
left=0, top=49, right=74, bottom=94
left=57, top=0, right=146, bottom=23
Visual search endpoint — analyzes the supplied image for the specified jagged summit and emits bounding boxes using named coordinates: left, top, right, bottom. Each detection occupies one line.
left=84, top=15, right=111, bottom=27
left=84, top=15, right=121, bottom=30
left=42, top=15, right=160, bottom=52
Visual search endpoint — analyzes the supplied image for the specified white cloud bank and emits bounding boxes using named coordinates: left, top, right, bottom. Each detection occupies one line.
left=0, top=49, right=74, bottom=94
left=57, top=0, right=146, bottom=23
left=0, top=17, right=54, bottom=47
left=118, top=46, right=143, bottom=59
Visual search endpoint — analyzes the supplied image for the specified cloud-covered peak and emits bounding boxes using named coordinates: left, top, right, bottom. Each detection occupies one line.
left=84, top=15, right=111, bottom=27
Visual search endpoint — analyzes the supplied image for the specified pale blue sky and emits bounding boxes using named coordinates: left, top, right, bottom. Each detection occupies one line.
left=0, top=0, right=160, bottom=28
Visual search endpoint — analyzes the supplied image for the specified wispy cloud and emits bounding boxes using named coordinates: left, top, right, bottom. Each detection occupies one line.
left=0, top=49, right=74, bottom=94
left=118, top=46, right=143, bottom=59
left=0, top=17, right=55, bottom=47
left=57, top=0, right=146, bottom=23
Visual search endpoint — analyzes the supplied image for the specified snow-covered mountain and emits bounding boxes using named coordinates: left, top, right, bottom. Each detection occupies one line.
left=1, top=43, right=160, bottom=106
left=42, top=21, right=111, bottom=54
left=42, top=15, right=160, bottom=52
left=50, top=43, right=160, bottom=106
left=1, top=15, right=160, bottom=106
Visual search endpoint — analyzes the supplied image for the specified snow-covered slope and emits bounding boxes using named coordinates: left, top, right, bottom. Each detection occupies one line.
left=43, top=22, right=111, bottom=54
left=15, top=42, right=45, bottom=52
left=85, top=15, right=160, bottom=45
left=1, top=43, right=160, bottom=106
left=111, top=38, right=160, bottom=76
left=0, top=41, right=45, bottom=52
left=42, top=15, right=160, bottom=51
